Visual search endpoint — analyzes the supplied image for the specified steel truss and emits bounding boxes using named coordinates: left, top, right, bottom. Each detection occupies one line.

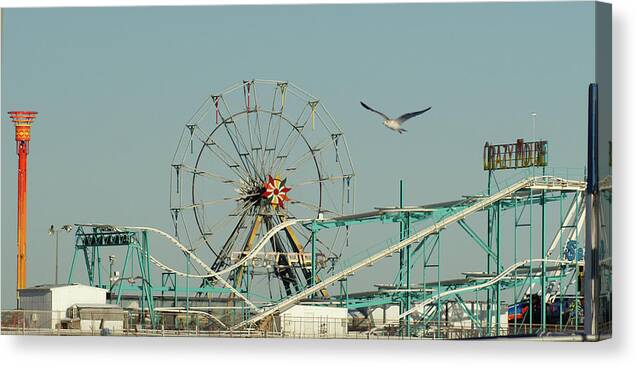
left=233, top=174, right=587, bottom=333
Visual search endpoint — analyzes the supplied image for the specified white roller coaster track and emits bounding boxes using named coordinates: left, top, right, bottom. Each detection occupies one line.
left=154, top=307, right=227, bottom=329
left=389, top=191, right=587, bottom=322
left=511, top=192, right=585, bottom=298
left=232, top=176, right=586, bottom=329
left=399, top=258, right=576, bottom=320
left=546, top=192, right=584, bottom=258
left=78, top=219, right=307, bottom=312
left=106, top=225, right=261, bottom=311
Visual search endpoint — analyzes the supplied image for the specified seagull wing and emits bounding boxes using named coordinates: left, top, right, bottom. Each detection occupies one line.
left=360, top=101, right=390, bottom=120
left=396, top=107, right=432, bottom=124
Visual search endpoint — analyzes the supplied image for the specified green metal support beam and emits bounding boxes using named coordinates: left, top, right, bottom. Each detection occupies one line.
left=458, top=220, right=498, bottom=264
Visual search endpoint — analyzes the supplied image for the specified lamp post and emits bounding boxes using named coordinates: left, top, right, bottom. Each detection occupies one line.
left=531, top=112, right=537, bottom=142
left=108, top=255, right=116, bottom=290
left=48, top=225, right=73, bottom=284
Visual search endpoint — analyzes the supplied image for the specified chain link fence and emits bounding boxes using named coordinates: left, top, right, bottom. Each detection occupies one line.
left=1, top=309, right=585, bottom=339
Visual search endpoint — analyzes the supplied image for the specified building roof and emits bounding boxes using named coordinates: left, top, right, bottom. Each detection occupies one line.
left=18, top=283, right=107, bottom=292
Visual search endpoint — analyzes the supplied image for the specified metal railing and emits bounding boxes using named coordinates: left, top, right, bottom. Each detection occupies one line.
left=2, top=309, right=584, bottom=339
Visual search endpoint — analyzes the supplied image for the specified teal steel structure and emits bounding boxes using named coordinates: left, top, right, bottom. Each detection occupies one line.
left=64, top=170, right=586, bottom=338
left=298, top=169, right=585, bottom=338
left=67, top=225, right=233, bottom=329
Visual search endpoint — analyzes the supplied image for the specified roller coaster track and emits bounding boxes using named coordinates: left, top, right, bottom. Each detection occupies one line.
left=546, top=192, right=584, bottom=258
left=232, top=176, right=586, bottom=329
left=110, top=225, right=261, bottom=311
left=154, top=307, right=228, bottom=329
left=78, top=219, right=308, bottom=312
left=398, top=258, right=576, bottom=320
left=122, top=220, right=306, bottom=279
left=113, top=219, right=313, bottom=310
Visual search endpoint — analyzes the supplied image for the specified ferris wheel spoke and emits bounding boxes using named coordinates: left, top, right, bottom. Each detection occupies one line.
left=271, top=115, right=312, bottom=175
left=215, top=97, right=254, bottom=177
left=211, top=212, right=250, bottom=272
left=221, top=122, right=258, bottom=179
left=261, top=86, right=282, bottom=176
left=282, top=135, right=339, bottom=178
left=191, top=200, right=253, bottom=254
left=288, top=199, right=339, bottom=216
left=178, top=196, right=241, bottom=210
left=179, top=164, right=240, bottom=186
left=242, top=82, right=258, bottom=176
left=292, top=175, right=353, bottom=188
left=204, top=203, right=248, bottom=240
left=264, top=108, right=285, bottom=176
left=191, top=205, right=219, bottom=257
left=219, top=96, right=261, bottom=179
left=321, top=178, right=342, bottom=214
left=201, top=141, right=251, bottom=183
left=268, top=104, right=309, bottom=175
left=248, top=83, right=268, bottom=177
left=192, top=127, right=251, bottom=182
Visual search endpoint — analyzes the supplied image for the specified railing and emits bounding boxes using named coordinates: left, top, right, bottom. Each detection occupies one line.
left=0, top=309, right=280, bottom=337
left=2, top=309, right=584, bottom=339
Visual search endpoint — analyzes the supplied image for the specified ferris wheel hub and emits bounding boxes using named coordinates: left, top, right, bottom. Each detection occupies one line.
left=262, top=175, right=291, bottom=209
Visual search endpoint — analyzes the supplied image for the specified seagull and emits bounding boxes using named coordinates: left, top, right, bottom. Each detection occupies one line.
left=360, top=101, right=431, bottom=134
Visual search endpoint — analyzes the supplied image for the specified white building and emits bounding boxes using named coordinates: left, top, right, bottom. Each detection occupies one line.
left=18, top=283, right=107, bottom=329
left=279, top=305, right=348, bottom=338
left=62, top=303, right=127, bottom=332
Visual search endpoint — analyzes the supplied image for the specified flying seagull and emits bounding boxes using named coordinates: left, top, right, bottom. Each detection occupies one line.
left=360, top=101, right=431, bottom=134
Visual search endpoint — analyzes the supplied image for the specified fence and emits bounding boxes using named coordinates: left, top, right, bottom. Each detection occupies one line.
left=1, top=309, right=584, bottom=339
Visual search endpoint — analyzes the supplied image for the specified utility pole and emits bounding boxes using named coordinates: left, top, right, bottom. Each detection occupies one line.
left=585, top=83, right=600, bottom=339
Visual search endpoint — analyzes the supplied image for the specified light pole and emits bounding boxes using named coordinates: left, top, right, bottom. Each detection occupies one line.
left=531, top=112, right=537, bottom=142
left=48, top=225, right=73, bottom=284
left=108, top=255, right=116, bottom=290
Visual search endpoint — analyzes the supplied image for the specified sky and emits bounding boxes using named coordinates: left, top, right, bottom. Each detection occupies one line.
left=1, top=2, right=600, bottom=309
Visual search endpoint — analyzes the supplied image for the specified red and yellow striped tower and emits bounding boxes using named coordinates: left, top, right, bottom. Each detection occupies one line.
left=9, top=111, right=38, bottom=300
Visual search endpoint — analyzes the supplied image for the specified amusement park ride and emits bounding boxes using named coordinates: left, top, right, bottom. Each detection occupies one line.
left=58, top=80, right=610, bottom=338
left=9, top=111, right=38, bottom=302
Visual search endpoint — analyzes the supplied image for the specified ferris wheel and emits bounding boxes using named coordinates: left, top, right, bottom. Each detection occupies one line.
left=170, top=80, right=355, bottom=300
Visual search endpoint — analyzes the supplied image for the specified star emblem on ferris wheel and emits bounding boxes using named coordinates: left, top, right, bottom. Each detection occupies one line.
left=262, top=175, right=291, bottom=209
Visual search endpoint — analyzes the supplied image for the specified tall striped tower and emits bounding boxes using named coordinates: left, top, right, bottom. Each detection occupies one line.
left=9, top=111, right=38, bottom=305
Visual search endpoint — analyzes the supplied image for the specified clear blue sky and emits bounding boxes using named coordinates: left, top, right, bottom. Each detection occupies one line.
left=1, top=2, right=598, bottom=308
